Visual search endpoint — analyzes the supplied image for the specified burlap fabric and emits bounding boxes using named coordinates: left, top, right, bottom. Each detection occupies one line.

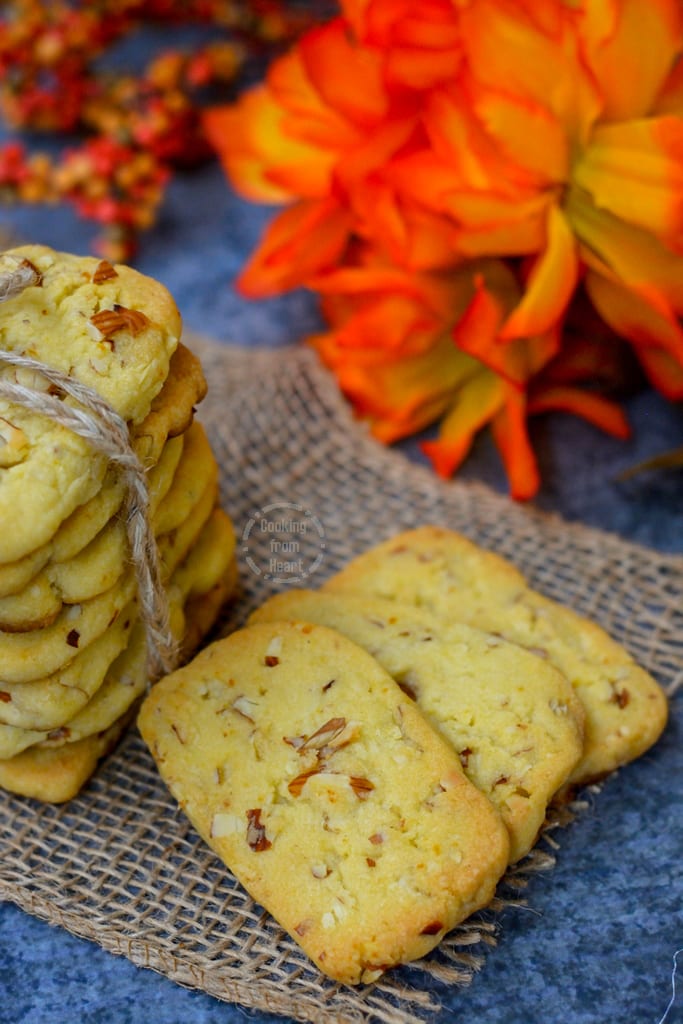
left=1, top=334, right=681, bottom=1024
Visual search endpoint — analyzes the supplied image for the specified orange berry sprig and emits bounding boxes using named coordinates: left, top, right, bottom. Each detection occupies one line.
left=0, top=0, right=316, bottom=260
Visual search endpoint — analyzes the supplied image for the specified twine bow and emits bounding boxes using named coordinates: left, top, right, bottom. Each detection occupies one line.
left=0, top=255, right=178, bottom=680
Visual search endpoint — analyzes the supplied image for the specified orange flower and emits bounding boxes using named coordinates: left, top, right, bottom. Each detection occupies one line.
left=394, top=0, right=683, bottom=382
left=205, top=0, right=683, bottom=498
left=203, top=16, right=420, bottom=296
left=343, top=0, right=464, bottom=89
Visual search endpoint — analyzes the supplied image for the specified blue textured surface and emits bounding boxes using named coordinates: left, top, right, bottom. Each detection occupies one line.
left=1, top=109, right=683, bottom=1024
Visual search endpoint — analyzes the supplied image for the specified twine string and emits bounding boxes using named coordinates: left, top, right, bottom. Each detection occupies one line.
left=0, top=257, right=178, bottom=679
left=0, top=257, right=41, bottom=302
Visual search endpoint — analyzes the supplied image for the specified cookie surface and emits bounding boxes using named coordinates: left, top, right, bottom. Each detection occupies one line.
left=251, top=590, right=584, bottom=862
left=152, top=421, right=218, bottom=537
left=169, top=505, right=236, bottom=606
left=0, top=598, right=137, bottom=733
left=0, top=619, right=144, bottom=760
left=37, top=510, right=237, bottom=753
left=138, top=620, right=509, bottom=984
left=48, top=430, right=185, bottom=571
left=0, top=402, right=108, bottom=565
left=48, top=340, right=201, bottom=564
left=0, top=245, right=180, bottom=424
left=48, top=431, right=181, bottom=604
left=0, top=711, right=132, bottom=803
left=0, top=541, right=52, bottom=600
left=0, top=573, right=62, bottom=633
left=0, top=430, right=184, bottom=627
left=0, top=524, right=238, bottom=792
left=131, top=342, right=207, bottom=466
left=326, top=526, right=668, bottom=784
left=0, top=570, right=137, bottom=686
left=49, top=340, right=201, bottom=565
left=157, top=477, right=219, bottom=580
left=0, top=245, right=182, bottom=564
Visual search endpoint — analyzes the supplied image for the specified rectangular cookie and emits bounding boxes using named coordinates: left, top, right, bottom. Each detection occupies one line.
left=249, top=589, right=585, bottom=863
left=138, top=620, right=510, bottom=984
left=326, top=526, right=668, bottom=785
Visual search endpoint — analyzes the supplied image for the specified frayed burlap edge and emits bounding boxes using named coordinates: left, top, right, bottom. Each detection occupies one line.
left=1, top=333, right=681, bottom=1024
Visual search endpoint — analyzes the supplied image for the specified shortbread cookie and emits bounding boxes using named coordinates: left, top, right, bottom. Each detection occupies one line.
left=0, top=337, right=201, bottom=572
left=0, top=508, right=237, bottom=755
left=0, top=505, right=232, bottom=735
left=0, top=245, right=180, bottom=424
left=55, top=430, right=216, bottom=604
left=0, top=711, right=133, bottom=803
left=0, top=541, right=51, bottom=600
left=152, top=421, right=218, bottom=536
left=180, top=568, right=237, bottom=663
left=0, top=570, right=137, bottom=685
left=2, top=564, right=236, bottom=760
left=0, top=472, right=216, bottom=689
left=0, top=400, right=109, bottom=564
left=168, top=510, right=237, bottom=661
left=138, top=621, right=510, bottom=984
left=0, top=599, right=136, bottom=733
left=37, top=620, right=151, bottom=754
left=326, top=527, right=668, bottom=785
left=48, top=430, right=185, bottom=573
left=0, top=573, right=62, bottom=633
left=38, top=514, right=237, bottom=753
left=0, top=431, right=184, bottom=626
left=0, top=245, right=181, bottom=564
left=131, top=342, right=207, bottom=466
left=0, top=544, right=238, bottom=799
left=48, top=430, right=184, bottom=603
left=48, top=342, right=197, bottom=565
left=251, top=591, right=584, bottom=862
left=49, top=343, right=198, bottom=564
left=157, top=478, right=219, bottom=580
left=169, top=506, right=236, bottom=605
left=0, top=614, right=145, bottom=761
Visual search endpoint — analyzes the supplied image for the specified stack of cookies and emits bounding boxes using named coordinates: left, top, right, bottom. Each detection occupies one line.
left=139, top=526, right=668, bottom=985
left=0, top=245, right=237, bottom=802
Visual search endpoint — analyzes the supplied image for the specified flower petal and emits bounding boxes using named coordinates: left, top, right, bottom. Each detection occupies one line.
left=357, top=190, right=461, bottom=270
left=572, top=117, right=683, bottom=241
left=654, top=58, right=683, bottom=115
left=299, top=19, right=388, bottom=127
left=566, top=183, right=683, bottom=312
left=490, top=387, right=540, bottom=500
left=501, top=205, right=579, bottom=339
left=334, top=115, right=420, bottom=204
left=457, top=0, right=601, bottom=143
left=267, top=47, right=362, bottom=151
left=633, top=345, right=683, bottom=398
left=421, top=369, right=504, bottom=476
left=344, top=0, right=464, bottom=88
left=203, top=91, right=331, bottom=203
left=580, top=0, right=683, bottom=122
left=330, top=291, right=440, bottom=355
left=425, top=83, right=538, bottom=193
left=237, top=199, right=353, bottom=297
left=527, top=385, right=631, bottom=438
left=313, top=329, right=481, bottom=440
left=342, top=0, right=371, bottom=36
left=452, top=212, right=549, bottom=259
left=585, top=268, right=683, bottom=374
left=453, top=266, right=559, bottom=384
left=471, top=84, right=570, bottom=185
